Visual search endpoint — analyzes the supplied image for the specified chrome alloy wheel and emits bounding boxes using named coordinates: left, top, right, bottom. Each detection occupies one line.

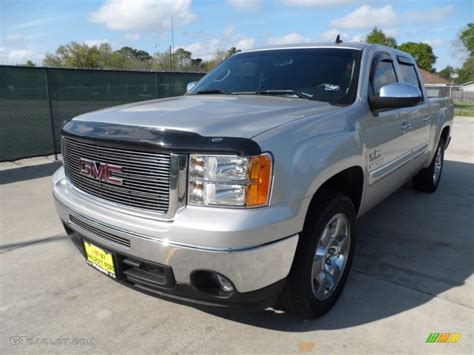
left=311, top=213, right=351, bottom=300
left=433, top=145, right=443, bottom=184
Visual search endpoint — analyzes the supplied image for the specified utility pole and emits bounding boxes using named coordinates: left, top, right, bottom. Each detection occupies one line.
left=169, top=45, right=172, bottom=72
left=170, top=16, right=175, bottom=72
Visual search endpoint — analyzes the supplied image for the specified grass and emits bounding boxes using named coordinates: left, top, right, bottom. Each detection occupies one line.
left=454, top=100, right=474, bottom=117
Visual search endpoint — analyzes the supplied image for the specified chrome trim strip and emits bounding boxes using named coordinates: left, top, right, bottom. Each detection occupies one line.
left=69, top=215, right=131, bottom=248
left=369, top=150, right=412, bottom=185
left=64, top=205, right=297, bottom=253
left=412, top=142, right=429, bottom=158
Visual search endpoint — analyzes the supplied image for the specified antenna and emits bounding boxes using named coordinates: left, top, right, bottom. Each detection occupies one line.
left=335, top=34, right=343, bottom=44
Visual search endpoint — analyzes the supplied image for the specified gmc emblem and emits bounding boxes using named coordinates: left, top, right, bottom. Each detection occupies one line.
left=79, top=158, right=123, bottom=186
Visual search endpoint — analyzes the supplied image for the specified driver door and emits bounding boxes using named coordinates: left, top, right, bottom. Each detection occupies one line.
left=364, top=53, right=414, bottom=203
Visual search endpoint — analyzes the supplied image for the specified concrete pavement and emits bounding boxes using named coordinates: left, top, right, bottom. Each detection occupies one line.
left=1, top=117, right=473, bottom=354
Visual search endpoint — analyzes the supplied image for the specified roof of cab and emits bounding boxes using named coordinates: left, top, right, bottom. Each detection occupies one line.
left=241, top=42, right=369, bottom=53
left=240, top=42, right=416, bottom=62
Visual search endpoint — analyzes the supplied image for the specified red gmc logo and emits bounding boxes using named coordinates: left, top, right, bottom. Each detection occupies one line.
left=79, top=158, right=124, bottom=186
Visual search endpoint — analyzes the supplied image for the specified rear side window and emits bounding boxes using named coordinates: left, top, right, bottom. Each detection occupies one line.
left=371, top=59, right=398, bottom=96
left=399, top=62, right=422, bottom=93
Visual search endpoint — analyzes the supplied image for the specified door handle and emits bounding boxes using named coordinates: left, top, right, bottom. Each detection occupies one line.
left=423, top=116, right=431, bottom=123
left=401, top=122, right=412, bottom=131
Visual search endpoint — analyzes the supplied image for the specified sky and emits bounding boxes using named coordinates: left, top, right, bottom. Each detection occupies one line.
left=0, top=0, right=472, bottom=71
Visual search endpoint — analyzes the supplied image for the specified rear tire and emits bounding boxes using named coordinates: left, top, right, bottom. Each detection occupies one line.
left=281, top=189, right=355, bottom=318
left=412, top=139, right=445, bottom=193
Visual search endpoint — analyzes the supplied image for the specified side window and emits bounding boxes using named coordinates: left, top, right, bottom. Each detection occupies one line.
left=371, top=59, right=397, bottom=96
left=399, top=62, right=422, bottom=93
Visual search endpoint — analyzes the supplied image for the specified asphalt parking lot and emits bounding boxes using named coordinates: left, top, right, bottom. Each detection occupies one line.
left=1, top=117, right=473, bottom=354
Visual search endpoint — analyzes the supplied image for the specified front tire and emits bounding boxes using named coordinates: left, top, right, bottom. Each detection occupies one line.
left=282, top=189, right=355, bottom=318
left=412, top=139, right=445, bottom=193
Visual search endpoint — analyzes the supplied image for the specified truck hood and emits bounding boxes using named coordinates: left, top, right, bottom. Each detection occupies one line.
left=73, top=95, right=341, bottom=139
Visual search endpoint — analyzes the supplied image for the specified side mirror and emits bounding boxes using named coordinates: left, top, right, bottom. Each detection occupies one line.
left=369, top=83, right=422, bottom=110
left=186, top=81, right=197, bottom=93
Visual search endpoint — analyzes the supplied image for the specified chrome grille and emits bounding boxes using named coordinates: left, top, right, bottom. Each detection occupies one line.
left=63, top=137, right=171, bottom=213
left=70, top=215, right=131, bottom=248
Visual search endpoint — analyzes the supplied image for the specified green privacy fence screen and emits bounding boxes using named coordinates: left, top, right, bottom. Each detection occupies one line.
left=0, top=65, right=205, bottom=161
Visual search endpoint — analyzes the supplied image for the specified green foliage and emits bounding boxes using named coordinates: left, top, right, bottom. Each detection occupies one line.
left=117, top=46, right=152, bottom=61
left=23, top=60, right=36, bottom=67
left=457, top=57, right=474, bottom=83
left=365, top=27, right=397, bottom=48
left=437, top=65, right=454, bottom=81
left=398, top=42, right=437, bottom=71
left=460, top=23, right=474, bottom=56
left=42, top=41, right=241, bottom=73
left=227, top=47, right=241, bottom=57
left=454, top=100, right=474, bottom=117
left=43, top=42, right=115, bottom=69
left=456, top=23, right=474, bottom=84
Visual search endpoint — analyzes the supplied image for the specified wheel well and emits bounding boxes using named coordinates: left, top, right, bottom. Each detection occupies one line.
left=440, top=126, right=450, bottom=147
left=311, top=166, right=364, bottom=214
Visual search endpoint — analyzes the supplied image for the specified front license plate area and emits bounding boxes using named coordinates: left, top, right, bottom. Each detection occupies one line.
left=83, top=240, right=116, bottom=279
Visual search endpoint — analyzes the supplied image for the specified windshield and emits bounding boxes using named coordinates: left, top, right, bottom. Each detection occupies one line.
left=189, top=48, right=361, bottom=105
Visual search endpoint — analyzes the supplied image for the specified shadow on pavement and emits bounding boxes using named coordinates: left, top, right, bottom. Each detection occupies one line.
left=0, top=233, right=67, bottom=253
left=0, top=161, right=61, bottom=185
left=208, top=160, right=474, bottom=331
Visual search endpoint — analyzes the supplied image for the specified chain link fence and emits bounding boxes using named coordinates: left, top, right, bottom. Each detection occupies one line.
left=0, top=65, right=205, bottom=161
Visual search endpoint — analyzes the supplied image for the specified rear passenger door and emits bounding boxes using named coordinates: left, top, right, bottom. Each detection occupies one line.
left=396, top=56, right=431, bottom=164
left=365, top=53, right=413, bottom=186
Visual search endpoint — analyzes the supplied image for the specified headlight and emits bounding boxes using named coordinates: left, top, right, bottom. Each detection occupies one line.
left=188, top=153, right=272, bottom=207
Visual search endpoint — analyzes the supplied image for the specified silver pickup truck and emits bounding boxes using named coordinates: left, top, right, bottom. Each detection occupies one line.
left=52, top=43, right=453, bottom=318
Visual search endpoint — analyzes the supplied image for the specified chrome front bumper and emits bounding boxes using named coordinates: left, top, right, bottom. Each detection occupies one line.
left=52, top=167, right=301, bottom=294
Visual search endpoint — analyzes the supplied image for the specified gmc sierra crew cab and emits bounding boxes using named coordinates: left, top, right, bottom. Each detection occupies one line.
left=53, top=43, right=453, bottom=318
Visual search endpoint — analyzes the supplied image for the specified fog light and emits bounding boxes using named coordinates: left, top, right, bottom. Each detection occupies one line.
left=216, top=274, right=234, bottom=292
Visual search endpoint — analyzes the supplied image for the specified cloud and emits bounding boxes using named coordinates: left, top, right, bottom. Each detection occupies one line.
left=226, top=0, right=260, bottom=11
left=90, top=0, right=195, bottom=31
left=4, top=32, right=49, bottom=46
left=281, top=0, right=353, bottom=7
left=329, top=5, right=398, bottom=29
left=125, top=33, right=141, bottom=41
left=320, top=29, right=342, bottom=42
left=182, top=27, right=255, bottom=60
left=351, top=34, right=364, bottom=43
left=8, top=15, right=78, bottom=31
left=84, top=39, right=110, bottom=47
left=422, top=38, right=445, bottom=48
left=319, top=30, right=361, bottom=43
left=235, top=38, right=256, bottom=50
left=6, top=49, right=34, bottom=63
left=405, top=5, right=454, bottom=24
left=5, top=33, right=26, bottom=46
left=267, top=32, right=310, bottom=45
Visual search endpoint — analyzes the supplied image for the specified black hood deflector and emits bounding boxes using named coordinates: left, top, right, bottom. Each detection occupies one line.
left=61, top=120, right=262, bottom=156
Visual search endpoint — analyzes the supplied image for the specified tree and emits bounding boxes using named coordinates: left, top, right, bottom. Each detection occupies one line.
left=365, top=27, right=397, bottom=48
left=460, top=23, right=474, bottom=56
left=117, top=46, right=152, bottom=61
left=23, top=60, right=36, bottom=67
left=437, top=66, right=455, bottom=81
left=457, top=57, right=474, bottom=83
left=455, top=23, right=474, bottom=83
left=226, top=47, right=241, bottom=57
left=174, top=48, right=192, bottom=69
left=43, top=42, right=112, bottom=69
left=398, top=42, right=437, bottom=71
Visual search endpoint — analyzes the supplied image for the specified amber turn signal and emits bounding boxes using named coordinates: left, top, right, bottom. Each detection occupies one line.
left=246, top=153, right=272, bottom=207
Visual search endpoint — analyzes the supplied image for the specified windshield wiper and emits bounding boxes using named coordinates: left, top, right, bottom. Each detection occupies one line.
left=234, top=90, right=314, bottom=100
left=194, top=89, right=229, bottom=95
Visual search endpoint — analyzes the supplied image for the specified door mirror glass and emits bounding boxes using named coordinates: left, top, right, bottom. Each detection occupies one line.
left=369, top=83, right=422, bottom=110
left=186, top=81, right=197, bottom=93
